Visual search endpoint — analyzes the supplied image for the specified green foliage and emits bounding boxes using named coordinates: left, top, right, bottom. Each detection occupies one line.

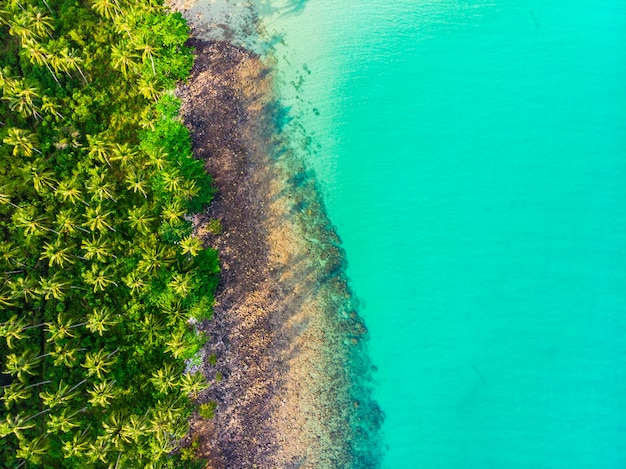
left=0, top=0, right=219, bottom=467
left=198, top=401, right=217, bottom=420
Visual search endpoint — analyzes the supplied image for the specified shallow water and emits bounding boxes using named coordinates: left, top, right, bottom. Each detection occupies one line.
left=252, top=0, right=626, bottom=467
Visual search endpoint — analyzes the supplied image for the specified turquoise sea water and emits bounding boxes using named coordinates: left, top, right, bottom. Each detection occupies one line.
left=254, top=1, right=626, bottom=467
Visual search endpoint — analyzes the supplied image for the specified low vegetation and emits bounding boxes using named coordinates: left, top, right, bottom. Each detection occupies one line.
left=0, top=0, right=219, bottom=467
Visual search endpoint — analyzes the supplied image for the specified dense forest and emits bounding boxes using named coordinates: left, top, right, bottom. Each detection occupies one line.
left=0, top=0, right=219, bottom=467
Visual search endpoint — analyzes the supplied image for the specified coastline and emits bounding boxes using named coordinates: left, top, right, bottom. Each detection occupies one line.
left=173, top=4, right=382, bottom=468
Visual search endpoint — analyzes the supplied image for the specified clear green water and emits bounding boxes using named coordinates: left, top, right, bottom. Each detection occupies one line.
left=255, top=1, right=626, bottom=467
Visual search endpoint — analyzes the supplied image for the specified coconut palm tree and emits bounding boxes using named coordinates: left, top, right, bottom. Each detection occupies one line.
left=56, top=209, right=90, bottom=235
left=3, top=127, right=39, bottom=157
left=41, top=96, right=64, bottom=118
left=91, top=0, right=120, bottom=19
left=1, top=380, right=52, bottom=408
left=61, top=427, right=92, bottom=458
left=124, top=170, right=149, bottom=197
left=86, top=307, right=118, bottom=336
left=127, top=205, right=155, bottom=234
left=81, top=348, right=118, bottom=379
left=40, top=240, right=75, bottom=268
left=47, top=313, right=86, bottom=343
left=47, top=407, right=84, bottom=433
left=164, top=329, right=191, bottom=359
left=87, top=379, right=117, bottom=407
left=86, top=134, right=113, bottom=167
left=110, top=42, right=138, bottom=77
left=4, top=349, right=42, bottom=381
left=6, top=83, right=41, bottom=119
left=84, top=205, right=116, bottom=232
left=8, top=275, right=41, bottom=302
left=82, top=264, right=118, bottom=292
left=82, top=236, right=116, bottom=262
left=15, top=434, right=49, bottom=465
left=150, top=363, right=179, bottom=394
left=101, top=410, right=128, bottom=450
left=86, top=171, right=117, bottom=203
left=56, top=179, right=88, bottom=206
left=168, top=272, right=194, bottom=297
left=0, top=412, right=36, bottom=439
left=179, top=371, right=208, bottom=399
left=134, top=34, right=158, bottom=75
left=160, top=200, right=185, bottom=225
left=13, top=205, right=59, bottom=237
left=22, top=39, right=61, bottom=85
left=123, top=270, right=148, bottom=294
left=39, top=274, right=70, bottom=300
left=179, top=235, right=203, bottom=257
left=39, top=379, right=86, bottom=408
left=51, top=342, right=83, bottom=367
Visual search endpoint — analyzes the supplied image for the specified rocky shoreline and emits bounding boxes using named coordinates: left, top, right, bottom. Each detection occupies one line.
left=174, top=9, right=382, bottom=468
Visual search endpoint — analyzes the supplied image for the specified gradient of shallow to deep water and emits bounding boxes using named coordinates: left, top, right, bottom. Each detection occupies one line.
left=255, top=1, right=626, bottom=467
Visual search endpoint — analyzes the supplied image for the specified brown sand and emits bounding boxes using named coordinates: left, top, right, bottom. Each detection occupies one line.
left=174, top=13, right=381, bottom=469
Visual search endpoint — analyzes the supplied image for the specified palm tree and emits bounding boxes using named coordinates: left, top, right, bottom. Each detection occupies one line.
left=22, top=39, right=60, bottom=86
left=87, top=379, right=117, bottom=407
left=160, top=200, right=185, bottom=224
left=111, top=142, right=138, bottom=168
left=137, top=75, right=160, bottom=101
left=101, top=410, right=128, bottom=450
left=110, top=42, right=138, bottom=77
left=124, top=170, right=149, bottom=197
left=139, top=313, right=164, bottom=345
left=168, top=272, right=194, bottom=297
left=91, top=0, right=120, bottom=19
left=82, top=236, right=116, bottom=262
left=0, top=315, right=46, bottom=348
left=86, top=307, right=118, bottom=336
left=127, top=205, right=155, bottom=234
left=9, top=275, right=41, bottom=302
left=39, top=379, right=86, bottom=408
left=81, top=348, right=118, bottom=379
left=39, top=274, right=70, bottom=300
left=86, top=134, right=113, bottom=167
left=86, top=171, right=117, bottom=203
left=179, top=371, right=208, bottom=399
left=41, top=96, right=64, bottom=118
left=60, top=47, right=88, bottom=84
left=120, top=413, right=148, bottom=444
left=151, top=363, right=180, bottom=394
left=13, top=205, right=59, bottom=237
left=123, top=271, right=148, bottom=294
left=28, top=163, right=58, bottom=193
left=15, top=434, right=49, bottom=465
left=1, top=380, right=52, bottom=408
left=47, top=313, right=86, bottom=343
left=51, top=342, right=83, bottom=367
left=7, top=84, right=41, bottom=119
left=179, top=235, right=203, bottom=257
left=61, top=428, right=92, bottom=458
left=134, top=35, right=158, bottom=75
left=84, top=205, right=116, bottom=232
left=25, top=6, right=53, bottom=38
left=56, top=179, right=88, bottom=206
left=161, top=169, right=182, bottom=193
left=40, top=240, right=75, bottom=268
left=0, top=412, right=36, bottom=439
left=82, top=264, right=118, bottom=292
left=164, top=329, right=191, bottom=359
left=4, top=349, right=42, bottom=381
left=3, top=127, right=39, bottom=157
left=56, top=209, right=90, bottom=235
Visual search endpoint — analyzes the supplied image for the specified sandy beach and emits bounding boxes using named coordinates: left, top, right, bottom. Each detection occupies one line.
left=171, top=4, right=381, bottom=467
